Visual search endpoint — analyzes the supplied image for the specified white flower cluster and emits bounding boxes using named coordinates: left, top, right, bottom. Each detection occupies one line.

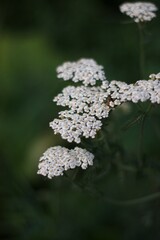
left=51, top=59, right=160, bottom=143
left=54, top=85, right=110, bottom=118
left=37, top=146, right=94, bottom=178
left=102, top=78, right=160, bottom=104
left=120, top=2, right=158, bottom=22
left=50, top=111, right=102, bottom=143
left=38, top=57, right=160, bottom=178
left=57, top=58, right=106, bottom=86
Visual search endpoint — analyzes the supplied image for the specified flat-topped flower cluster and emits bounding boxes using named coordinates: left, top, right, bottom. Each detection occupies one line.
left=38, top=58, right=160, bottom=178
left=37, top=146, right=94, bottom=178
left=38, top=59, right=160, bottom=178
left=120, top=2, right=158, bottom=22
left=50, top=59, right=160, bottom=143
left=57, top=58, right=106, bottom=86
left=38, top=58, right=160, bottom=177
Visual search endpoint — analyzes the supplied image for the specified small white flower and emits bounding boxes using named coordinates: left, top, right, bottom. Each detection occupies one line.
left=101, top=80, right=109, bottom=89
left=120, top=2, right=158, bottom=23
left=37, top=146, right=94, bottom=178
left=57, top=58, right=106, bottom=86
left=149, top=73, right=160, bottom=80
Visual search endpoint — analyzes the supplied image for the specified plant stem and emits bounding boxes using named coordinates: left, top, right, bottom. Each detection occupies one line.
left=103, top=191, right=160, bottom=206
left=138, top=113, right=145, bottom=168
left=66, top=174, right=160, bottom=206
left=138, top=23, right=145, bottom=79
left=138, top=103, right=152, bottom=168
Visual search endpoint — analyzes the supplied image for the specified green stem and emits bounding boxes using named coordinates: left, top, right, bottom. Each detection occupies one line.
left=138, top=113, right=145, bottom=167
left=138, top=103, right=152, bottom=168
left=122, top=113, right=143, bottom=131
left=87, top=186, right=160, bottom=206
left=102, top=191, right=160, bottom=206
left=138, top=23, right=145, bottom=79
left=65, top=170, right=160, bottom=206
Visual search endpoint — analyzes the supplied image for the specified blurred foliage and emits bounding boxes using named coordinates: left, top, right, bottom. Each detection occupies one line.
left=1, top=0, right=160, bottom=239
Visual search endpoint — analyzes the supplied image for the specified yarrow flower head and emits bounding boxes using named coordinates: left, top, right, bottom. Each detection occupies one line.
left=120, top=2, right=158, bottom=23
left=49, top=111, right=102, bottom=143
left=56, top=58, right=106, bottom=86
left=102, top=77, right=160, bottom=104
left=37, top=146, right=94, bottom=178
left=54, top=85, right=110, bottom=119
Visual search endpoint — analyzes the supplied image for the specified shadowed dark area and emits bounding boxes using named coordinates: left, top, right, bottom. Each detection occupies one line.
left=1, top=0, right=160, bottom=239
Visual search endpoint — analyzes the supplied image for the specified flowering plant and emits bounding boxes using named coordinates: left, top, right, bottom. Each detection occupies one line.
left=37, top=1, right=160, bottom=205
left=38, top=57, right=160, bottom=178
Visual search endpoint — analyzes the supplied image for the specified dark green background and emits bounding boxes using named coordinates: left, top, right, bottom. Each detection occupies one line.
left=1, top=0, right=160, bottom=239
